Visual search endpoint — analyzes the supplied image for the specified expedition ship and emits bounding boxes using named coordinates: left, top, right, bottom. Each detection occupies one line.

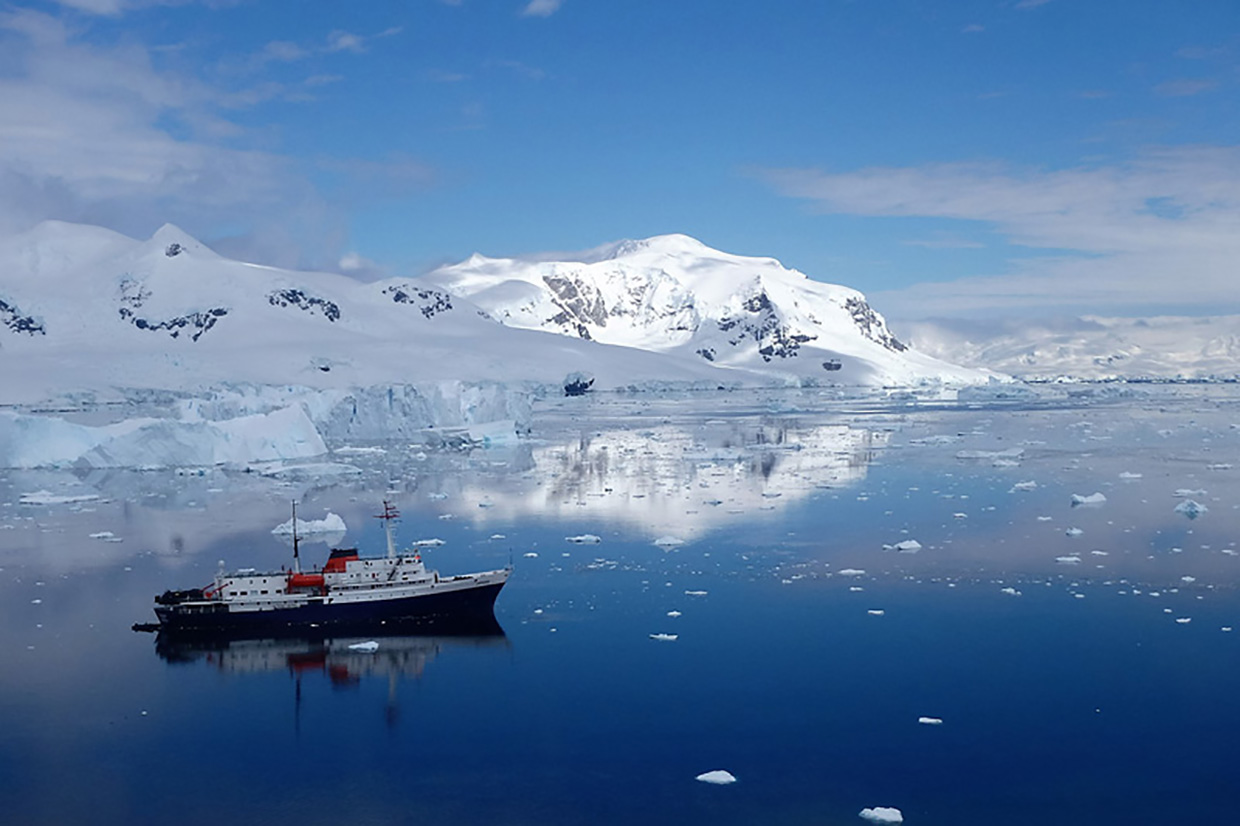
left=149, top=502, right=509, bottom=634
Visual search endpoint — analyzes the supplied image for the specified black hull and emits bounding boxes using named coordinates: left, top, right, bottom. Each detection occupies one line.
left=154, top=581, right=505, bottom=637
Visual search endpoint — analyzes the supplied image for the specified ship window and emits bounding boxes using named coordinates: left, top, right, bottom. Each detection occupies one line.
left=261, top=590, right=269, bottom=595
left=240, top=591, right=248, bottom=596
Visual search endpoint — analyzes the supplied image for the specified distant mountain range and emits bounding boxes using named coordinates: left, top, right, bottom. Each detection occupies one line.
left=903, top=316, right=1240, bottom=381
left=0, top=222, right=984, bottom=402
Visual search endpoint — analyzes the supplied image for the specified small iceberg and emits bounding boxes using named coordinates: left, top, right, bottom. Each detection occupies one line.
left=1175, top=500, right=1207, bottom=519
left=667, top=610, right=682, bottom=617
left=566, top=534, right=602, bottom=544
left=653, top=536, right=685, bottom=548
left=695, top=770, right=737, bottom=785
left=1071, top=492, right=1107, bottom=507
left=867, top=609, right=885, bottom=616
left=272, top=512, right=347, bottom=535
left=1000, top=587, right=1021, bottom=596
left=883, top=540, right=922, bottom=553
left=918, top=716, right=943, bottom=725
left=1056, top=555, right=1082, bottom=564
left=1065, top=527, right=1084, bottom=537
left=838, top=568, right=867, bottom=577
left=859, top=807, right=904, bottom=823
left=347, top=641, right=379, bottom=652
left=684, top=590, right=708, bottom=596
left=1011, top=480, right=1038, bottom=492
left=649, top=633, right=678, bottom=642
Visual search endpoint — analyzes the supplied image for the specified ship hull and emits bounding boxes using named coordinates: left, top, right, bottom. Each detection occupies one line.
left=154, top=581, right=505, bottom=635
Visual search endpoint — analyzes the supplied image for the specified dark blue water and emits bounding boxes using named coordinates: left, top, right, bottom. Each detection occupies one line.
left=2, top=390, right=1239, bottom=824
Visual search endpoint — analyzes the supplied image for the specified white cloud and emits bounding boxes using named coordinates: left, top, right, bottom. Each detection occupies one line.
left=521, top=0, right=563, bottom=18
left=1153, top=78, right=1218, bottom=97
left=758, top=146, right=1240, bottom=317
left=0, top=7, right=354, bottom=268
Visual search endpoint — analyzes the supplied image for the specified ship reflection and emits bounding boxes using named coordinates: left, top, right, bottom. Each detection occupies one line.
left=153, top=618, right=508, bottom=728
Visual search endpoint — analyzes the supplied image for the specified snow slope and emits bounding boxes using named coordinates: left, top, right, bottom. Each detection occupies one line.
left=904, top=316, right=1240, bottom=381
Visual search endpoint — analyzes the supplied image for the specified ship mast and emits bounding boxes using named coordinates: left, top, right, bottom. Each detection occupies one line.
left=377, top=501, right=399, bottom=558
left=291, top=500, right=301, bottom=574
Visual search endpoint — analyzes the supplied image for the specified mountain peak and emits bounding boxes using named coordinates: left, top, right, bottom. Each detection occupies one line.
left=606, top=234, right=711, bottom=260
left=146, top=223, right=216, bottom=259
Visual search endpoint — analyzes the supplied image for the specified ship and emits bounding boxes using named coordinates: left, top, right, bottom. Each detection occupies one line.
left=147, top=502, right=510, bottom=635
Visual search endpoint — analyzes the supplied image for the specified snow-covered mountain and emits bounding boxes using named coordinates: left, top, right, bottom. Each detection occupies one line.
left=0, top=222, right=983, bottom=402
left=426, top=234, right=974, bottom=385
left=903, top=316, right=1240, bottom=381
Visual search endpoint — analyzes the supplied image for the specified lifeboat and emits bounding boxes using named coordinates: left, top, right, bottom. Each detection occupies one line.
left=287, top=572, right=326, bottom=590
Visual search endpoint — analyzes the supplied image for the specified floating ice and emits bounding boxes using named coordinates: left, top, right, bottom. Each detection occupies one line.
left=695, top=770, right=737, bottom=785
left=1071, top=492, right=1107, bottom=506
left=347, top=641, right=379, bottom=652
left=667, top=610, right=682, bottom=617
left=1056, top=555, right=1082, bottom=564
left=88, top=531, right=115, bottom=540
left=1175, top=618, right=1192, bottom=624
left=523, top=552, right=539, bottom=558
left=849, top=586, right=864, bottom=592
left=867, top=609, right=885, bottom=616
left=955, top=448, right=1024, bottom=461
left=1175, top=500, right=1207, bottom=519
left=1173, top=489, right=1207, bottom=498
left=490, top=533, right=507, bottom=540
left=1065, top=528, right=1084, bottom=537
left=412, top=538, right=446, bottom=548
left=918, top=716, right=943, bottom=725
left=649, top=633, right=678, bottom=642
left=883, top=540, right=922, bottom=553
left=272, top=512, right=347, bottom=535
left=838, top=568, right=867, bottom=577
left=19, top=490, right=100, bottom=506
left=859, top=806, right=903, bottom=823
left=684, top=590, right=708, bottom=596
left=565, top=534, right=602, bottom=544
left=1181, top=575, right=1197, bottom=583
left=653, top=536, right=685, bottom=548
left=1000, top=587, right=1021, bottom=596
left=1011, top=480, right=1038, bottom=492
left=1118, top=472, right=1143, bottom=480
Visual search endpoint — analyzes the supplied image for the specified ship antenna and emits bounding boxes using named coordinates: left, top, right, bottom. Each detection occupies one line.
left=291, top=500, right=301, bottom=574
left=377, top=500, right=400, bottom=559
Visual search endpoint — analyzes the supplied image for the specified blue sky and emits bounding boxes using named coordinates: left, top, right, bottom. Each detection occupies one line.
left=0, top=0, right=1236, bottom=319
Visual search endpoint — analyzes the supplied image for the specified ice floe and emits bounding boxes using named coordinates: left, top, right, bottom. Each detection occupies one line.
left=859, top=806, right=904, bottom=823
left=838, top=568, right=867, bottom=577
left=653, top=536, right=685, bottom=548
left=347, top=641, right=380, bottom=652
left=918, top=716, right=943, bottom=725
left=867, top=609, right=885, bottom=616
left=1011, top=480, right=1038, bottom=492
left=955, top=447, right=1024, bottom=461
left=695, top=770, right=737, bottom=785
left=565, top=534, right=602, bottom=544
left=883, top=539, right=922, bottom=553
left=684, top=590, right=708, bottom=596
left=1056, top=555, right=1082, bottom=564
left=649, top=633, right=678, bottom=642
left=19, top=490, right=100, bottom=506
left=1175, top=618, right=1192, bottom=624
left=1000, top=587, right=1021, bottom=596
left=1065, top=527, right=1084, bottom=537
left=667, top=610, right=682, bottom=617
